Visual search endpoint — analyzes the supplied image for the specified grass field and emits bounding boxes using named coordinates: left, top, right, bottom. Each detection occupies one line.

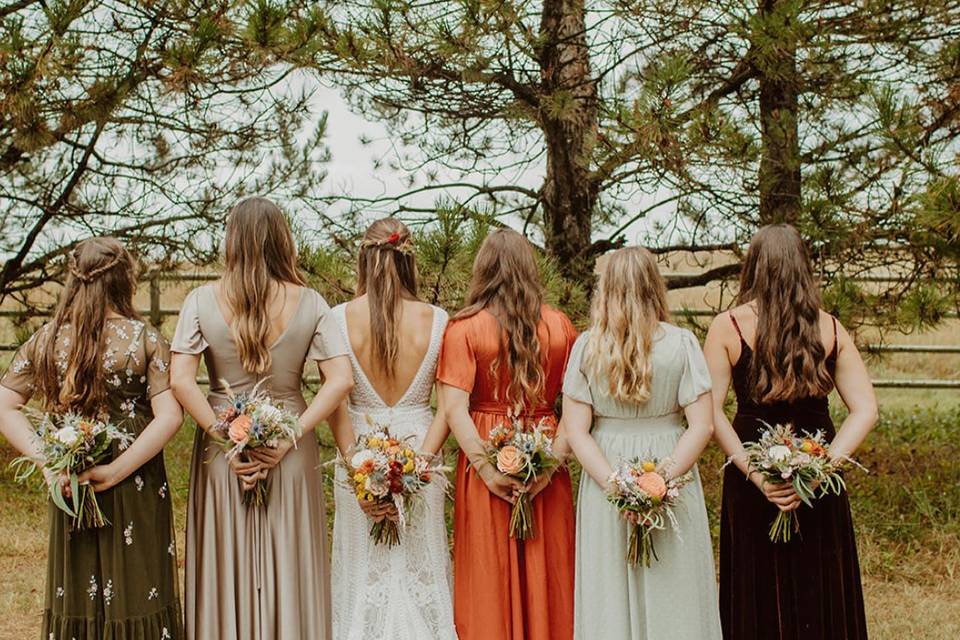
left=0, top=268, right=957, bottom=638
left=1, top=391, right=958, bottom=639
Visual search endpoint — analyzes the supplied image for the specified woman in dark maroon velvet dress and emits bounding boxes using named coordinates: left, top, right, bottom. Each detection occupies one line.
left=703, top=224, right=878, bottom=640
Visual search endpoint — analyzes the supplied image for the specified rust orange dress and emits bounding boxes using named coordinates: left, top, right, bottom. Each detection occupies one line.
left=438, top=305, right=577, bottom=640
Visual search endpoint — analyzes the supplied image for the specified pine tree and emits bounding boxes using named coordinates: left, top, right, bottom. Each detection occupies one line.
left=0, top=0, right=329, bottom=300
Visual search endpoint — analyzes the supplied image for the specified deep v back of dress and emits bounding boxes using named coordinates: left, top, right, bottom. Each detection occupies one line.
left=329, top=301, right=457, bottom=640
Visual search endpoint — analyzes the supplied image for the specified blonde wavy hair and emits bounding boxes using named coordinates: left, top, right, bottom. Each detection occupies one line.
left=221, top=197, right=306, bottom=374
left=456, top=228, right=545, bottom=413
left=583, top=247, right=669, bottom=404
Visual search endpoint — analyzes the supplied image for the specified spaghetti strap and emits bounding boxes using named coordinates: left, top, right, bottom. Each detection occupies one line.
left=729, top=313, right=747, bottom=345
left=831, top=316, right=839, bottom=357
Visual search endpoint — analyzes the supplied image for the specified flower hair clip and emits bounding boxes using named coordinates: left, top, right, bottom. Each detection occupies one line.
left=361, top=232, right=414, bottom=256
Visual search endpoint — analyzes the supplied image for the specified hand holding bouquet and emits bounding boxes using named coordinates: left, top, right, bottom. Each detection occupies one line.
left=605, top=457, right=692, bottom=567
left=12, top=409, right=133, bottom=530
left=739, top=422, right=865, bottom=543
left=342, top=416, right=449, bottom=546
left=485, top=417, right=560, bottom=540
left=210, top=380, right=302, bottom=507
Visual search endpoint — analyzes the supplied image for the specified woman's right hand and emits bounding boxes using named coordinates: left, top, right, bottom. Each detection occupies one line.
left=751, top=472, right=801, bottom=512
left=229, top=456, right=266, bottom=491
left=476, top=462, right=522, bottom=504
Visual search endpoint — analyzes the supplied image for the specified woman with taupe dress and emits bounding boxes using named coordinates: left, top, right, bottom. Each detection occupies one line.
left=169, top=197, right=354, bottom=639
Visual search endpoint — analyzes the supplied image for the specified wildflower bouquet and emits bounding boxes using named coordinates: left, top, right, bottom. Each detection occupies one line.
left=342, top=416, right=448, bottom=546
left=12, top=409, right=134, bottom=530
left=740, top=422, right=863, bottom=543
left=485, top=417, right=560, bottom=540
left=210, top=380, right=302, bottom=507
left=605, top=458, right=692, bottom=567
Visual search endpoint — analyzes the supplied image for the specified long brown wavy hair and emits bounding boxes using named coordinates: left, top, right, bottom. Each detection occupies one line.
left=356, top=218, right=419, bottom=379
left=456, top=228, right=545, bottom=412
left=221, top=197, right=306, bottom=374
left=738, top=224, right=833, bottom=403
left=34, top=237, right=139, bottom=415
left=583, top=247, right=669, bottom=404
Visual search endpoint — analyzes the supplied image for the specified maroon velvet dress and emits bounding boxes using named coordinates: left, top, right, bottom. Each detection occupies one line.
left=719, top=316, right=868, bottom=640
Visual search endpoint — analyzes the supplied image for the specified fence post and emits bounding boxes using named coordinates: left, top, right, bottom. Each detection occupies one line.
left=149, top=272, right=162, bottom=327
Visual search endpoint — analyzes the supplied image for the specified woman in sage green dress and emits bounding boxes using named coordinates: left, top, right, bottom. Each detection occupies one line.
left=0, top=237, right=184, bottom=640
left=562, top=247, right=721, bottom=640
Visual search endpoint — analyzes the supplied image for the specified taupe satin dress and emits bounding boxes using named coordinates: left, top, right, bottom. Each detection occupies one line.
left=171, top=284, right=347, bottom=640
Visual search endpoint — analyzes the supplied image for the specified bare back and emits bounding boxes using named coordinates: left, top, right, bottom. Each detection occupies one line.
left=343, top=296, right=437, bottom=406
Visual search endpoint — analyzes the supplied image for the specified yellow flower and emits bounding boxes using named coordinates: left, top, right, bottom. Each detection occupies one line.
left=368, top=438, right=381, bottom=448
left=353, top=472, right=367, bottom=484
left=641, top=461, right=657, bottom=473
left=404, top=448, right=415, bottom=459
left=403, top=460, right=415, bottom=473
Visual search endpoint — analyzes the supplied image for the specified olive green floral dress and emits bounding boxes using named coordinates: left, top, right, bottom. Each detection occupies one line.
left=1, top=319, right=182, bottom=640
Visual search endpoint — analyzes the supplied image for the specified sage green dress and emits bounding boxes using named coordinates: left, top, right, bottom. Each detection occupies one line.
left=563, top=323, right=721, bottom=640
left=1, top=319, right=181, bottom=640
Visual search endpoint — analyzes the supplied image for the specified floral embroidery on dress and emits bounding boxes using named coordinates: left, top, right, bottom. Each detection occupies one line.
left=103, top=579, right=114, bottom=605
left=120, top=398, right=136, bottom=419
left=147, top=587, right=159, bottom=600
left=168, top=541, right=176, bottom=556
left=135, top=475, right=144, bottom=491
left=158, top=482, right=168, bottom=499
left=56, top=586, right=64, bottom=598
left=10, top=357, right=30, bottom=374
left=161, top=628, right=171, bottom=640
left=124, top=522, right=134, bottom=546
left=87, top=576, right=98, bottom=600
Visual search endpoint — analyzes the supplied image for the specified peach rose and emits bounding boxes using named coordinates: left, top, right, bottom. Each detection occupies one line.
left=496, top=445, right=524, bottom=476
left=637, top=471, right=667, bottom=500
left=229, top=414, right=252, bottom=444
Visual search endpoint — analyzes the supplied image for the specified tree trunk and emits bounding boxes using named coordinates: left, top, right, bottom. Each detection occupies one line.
left=757, top=0, right=801, bottom=224
left=538, top=0, right=599, bottom=283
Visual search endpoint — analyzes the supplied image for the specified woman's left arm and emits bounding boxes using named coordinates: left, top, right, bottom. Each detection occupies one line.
left=827, top=322, right=879, bottom=460
left=79, top=390, right=183, bottom=491
left=663, top=391, right=715, bottom=480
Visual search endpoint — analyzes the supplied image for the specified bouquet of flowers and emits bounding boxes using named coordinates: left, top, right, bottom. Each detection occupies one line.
left=342, top=416, right=449, bottom=546
left=210, top=380, right=302, bottom=507
left=605, top=457, right=692, bottom=567
left=739, top=422, right=864, bottom=543
left=485, top=417, right=560, bottom=540
left=12, top=409, right=134, bottom=530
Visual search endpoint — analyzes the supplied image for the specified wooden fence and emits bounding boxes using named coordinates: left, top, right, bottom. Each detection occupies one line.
left=1, top=272, right=957, bottom=390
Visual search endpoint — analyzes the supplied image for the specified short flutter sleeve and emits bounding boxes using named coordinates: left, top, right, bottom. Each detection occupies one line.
left=170, top=288, right=209, bottom=355
left=437, top=318, right=477, bottom=393
left=0, top=327, right=44, bottom=398
left=562, top=332, right=593, bottom=405
left=144, top=325, right=172, bottom=398
left=308, top=297, right=348, bottom=362
left=677, top=328, right=712, bottom=407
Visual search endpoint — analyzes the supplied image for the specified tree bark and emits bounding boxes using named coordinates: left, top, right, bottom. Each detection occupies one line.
left=757, top=0, right=801, bottom=224
left=538, top=0, right=599, bottom=283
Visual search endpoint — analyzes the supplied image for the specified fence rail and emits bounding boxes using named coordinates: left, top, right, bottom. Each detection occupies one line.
left=1, top=271, right=956, bottom=390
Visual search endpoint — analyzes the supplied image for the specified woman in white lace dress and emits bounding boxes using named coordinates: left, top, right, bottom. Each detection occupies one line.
left=328, top=218, right=457, bottom=639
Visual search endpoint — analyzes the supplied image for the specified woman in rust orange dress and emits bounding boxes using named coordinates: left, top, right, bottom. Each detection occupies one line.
left=438, top=228, right=577, bottom=640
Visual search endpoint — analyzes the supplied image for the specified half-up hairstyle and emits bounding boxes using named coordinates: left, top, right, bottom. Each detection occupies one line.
left=583, top=247, right=669, bottom=404
left=34, top=237, right=139, bottom=415
left=456, top=228, right=545, bottom=413
left=738, top=224, right=834, bottom=403
left=356, top=218, right=418, bottom=379
left=221, top=197, right=306, bottom=374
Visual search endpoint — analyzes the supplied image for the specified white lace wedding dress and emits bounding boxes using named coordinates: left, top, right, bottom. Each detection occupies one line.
left=330, top=303, right=458, bottom=640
